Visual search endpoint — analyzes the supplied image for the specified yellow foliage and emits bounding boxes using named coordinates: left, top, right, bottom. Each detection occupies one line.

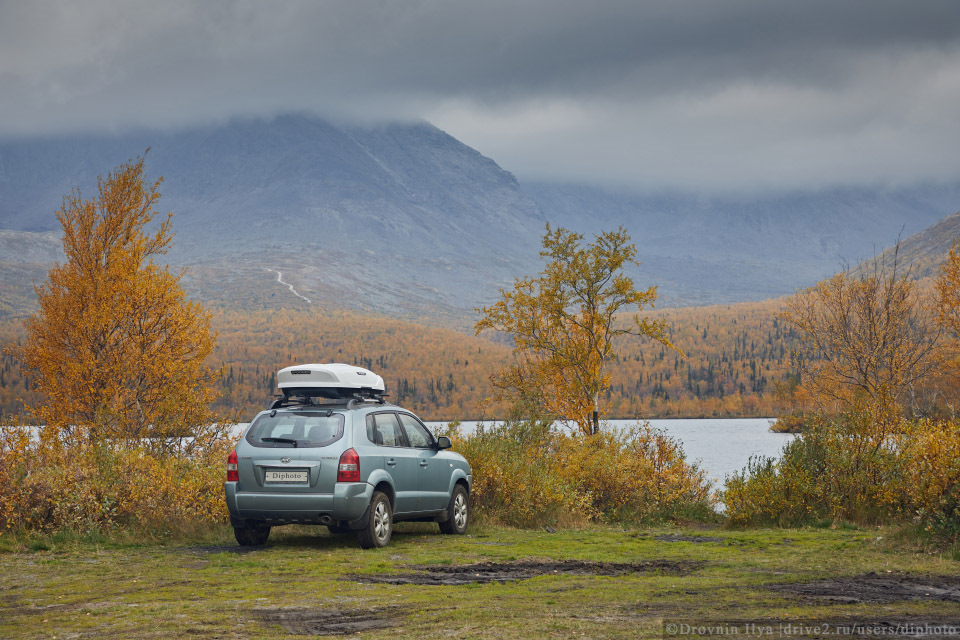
left=450, top=420, right=714, bottom=527
left=936, top=243, right=960, bottom=340
left=9, top=155, right=221, bottom=446
left=0, top=425, right=235, bottom=533
left=726, top=247, right=960, bottom=534
left=898, top=419, right=960, bottom=534
left=476, top=225, right=676, bottom=434
left=2, top=297, right=821, bottom=424
left=552, top=426, right=712, bottom=521
left=782, top=252, right=942, bottom=425
left=724, top=411, right=960, bottom=536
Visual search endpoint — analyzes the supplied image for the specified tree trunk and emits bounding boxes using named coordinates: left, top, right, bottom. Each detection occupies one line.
left=592, top=391, right=600, bottom=435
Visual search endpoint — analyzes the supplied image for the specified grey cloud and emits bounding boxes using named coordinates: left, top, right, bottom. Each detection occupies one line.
left=1, top=0, right=959, bottom=191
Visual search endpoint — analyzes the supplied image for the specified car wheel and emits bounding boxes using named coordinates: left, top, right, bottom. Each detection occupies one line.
left=234, top=524, right=270, bottom=546
left=439, top=484, right=469, bottom=535
left=356, top=491, right=392, bottom=549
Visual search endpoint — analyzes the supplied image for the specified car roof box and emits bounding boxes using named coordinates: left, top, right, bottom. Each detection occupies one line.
left=276, top=363, right=386, bottom=400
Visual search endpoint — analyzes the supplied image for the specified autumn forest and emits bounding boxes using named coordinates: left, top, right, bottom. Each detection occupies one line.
left=0, top=298, right=803, bottom=422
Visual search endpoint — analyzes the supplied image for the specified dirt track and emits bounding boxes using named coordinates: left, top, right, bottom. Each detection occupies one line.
left=769, top=571, right=960, bottom=604
left=347, top=558, right=704, bottom=586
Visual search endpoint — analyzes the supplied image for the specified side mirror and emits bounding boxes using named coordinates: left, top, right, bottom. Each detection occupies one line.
left=436, top=436, right=452, bottom=450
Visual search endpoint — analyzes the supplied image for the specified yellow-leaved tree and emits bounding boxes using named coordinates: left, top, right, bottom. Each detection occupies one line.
left=782, top=248, right=942, bottom=428
left=934, top=241, right=960, bottom=415
left=475, top=225, right=676, bottom=435
left=936, top=242, right=960, bottom=345
left=14, top=155, right=220, bottom=449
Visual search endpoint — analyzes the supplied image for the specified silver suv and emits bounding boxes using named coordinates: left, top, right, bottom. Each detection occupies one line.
left=224, top=364, right=472, bottom=549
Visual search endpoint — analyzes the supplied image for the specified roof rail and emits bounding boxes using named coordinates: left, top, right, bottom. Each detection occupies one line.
left=268, top=391, right=388, bottom=410
left=346, top=393, right=388, bottom=409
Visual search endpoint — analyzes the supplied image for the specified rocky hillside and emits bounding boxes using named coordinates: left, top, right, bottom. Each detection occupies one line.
left=1, top=115, right=958, bottom=318
left=0, top=115, right=547, bottom=318
left=524, top=182, right=960, bottom=304
left=860, top=210, right=960, bottom=280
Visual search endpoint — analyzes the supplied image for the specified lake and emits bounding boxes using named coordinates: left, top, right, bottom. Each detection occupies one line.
left=424, top=417, right=795, bottom=491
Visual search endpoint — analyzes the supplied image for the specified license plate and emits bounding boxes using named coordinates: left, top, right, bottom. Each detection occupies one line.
left=264, top=469, right=308, bottom=484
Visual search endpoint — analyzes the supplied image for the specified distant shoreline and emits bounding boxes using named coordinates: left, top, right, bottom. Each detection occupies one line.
left=422, top=416, right=777, bottom=425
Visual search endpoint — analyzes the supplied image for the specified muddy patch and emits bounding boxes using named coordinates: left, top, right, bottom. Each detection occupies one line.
left=186, top=545, right=265, bottom=555
left=348, top=558, right=702, bottom=586
left=655, top=534, right=727, bottom=544
left=769, top=572, right=960, bottom=604
left=256, top=606, right=399, bottom=636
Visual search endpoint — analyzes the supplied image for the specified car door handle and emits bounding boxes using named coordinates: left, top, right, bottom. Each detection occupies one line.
left=386, top=458, right=397, bottom=466
left=419, top=460, right=428, bottom=467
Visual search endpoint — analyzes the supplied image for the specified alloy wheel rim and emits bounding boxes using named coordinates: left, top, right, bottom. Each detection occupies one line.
left=373, top=501, right=389, bottom=541
left=453, top=493, right=467, bottom=529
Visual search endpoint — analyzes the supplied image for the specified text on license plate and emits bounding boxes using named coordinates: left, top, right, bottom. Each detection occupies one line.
left=264, top=469, right=308, bottom=484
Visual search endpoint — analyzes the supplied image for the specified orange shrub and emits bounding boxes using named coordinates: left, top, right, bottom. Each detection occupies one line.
left=444, top=420, right=594, bottom=528
left=0, top=427, right=235, bottom=535
left=553, top=425, right=713, bottom=522
left=898, top=418, right=960, bottom=537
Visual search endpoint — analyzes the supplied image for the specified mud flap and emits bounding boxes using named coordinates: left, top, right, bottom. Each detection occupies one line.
left=348, top=501, right=372, bottom=531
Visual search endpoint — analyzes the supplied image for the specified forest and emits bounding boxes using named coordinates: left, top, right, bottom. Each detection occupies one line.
left=0, top=299, right=804, bottom=421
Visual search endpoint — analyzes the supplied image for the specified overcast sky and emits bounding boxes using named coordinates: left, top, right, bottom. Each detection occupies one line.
left=2, top=0, right=959, bottom=192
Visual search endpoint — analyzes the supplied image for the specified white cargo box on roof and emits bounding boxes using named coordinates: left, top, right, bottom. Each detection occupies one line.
left=276, top=363, right=386, bottom=399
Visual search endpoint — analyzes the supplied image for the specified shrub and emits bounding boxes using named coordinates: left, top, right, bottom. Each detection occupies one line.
left=444, top=419, right=593, bottom=528
left=449, top=420, right=714, bottom=528
left=898, top=418, right=960, bottom=539
left=769, top=412, right=809, bottom=433
left=724, top=411, right=960, bottom=538
left=725, top=411, right=903, bottom=526
left=0, top=426, right=235, bottom=536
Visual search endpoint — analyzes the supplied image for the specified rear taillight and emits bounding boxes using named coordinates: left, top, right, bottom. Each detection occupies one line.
left=227, top=450, right=239, bottom=482
left=337, top=448, right=360, bottom=482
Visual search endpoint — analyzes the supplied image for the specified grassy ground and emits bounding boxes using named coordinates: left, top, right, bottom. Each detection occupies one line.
left=1, top=523, right=959, bottom=639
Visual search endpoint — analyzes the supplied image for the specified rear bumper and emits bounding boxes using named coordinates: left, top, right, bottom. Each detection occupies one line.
left=224, top=481, right=373, bottom=525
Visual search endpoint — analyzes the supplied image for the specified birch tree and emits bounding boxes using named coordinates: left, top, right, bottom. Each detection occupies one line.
left=476, top=225, right=675, bottom=435
left=15, top=155, right=220, bottom=449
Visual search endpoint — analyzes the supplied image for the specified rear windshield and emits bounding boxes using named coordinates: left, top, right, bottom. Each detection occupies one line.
left=245, top=411, right=344, bottom=448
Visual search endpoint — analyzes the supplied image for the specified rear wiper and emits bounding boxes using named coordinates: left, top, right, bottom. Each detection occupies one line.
left=260, top=437, right=298, bottom=448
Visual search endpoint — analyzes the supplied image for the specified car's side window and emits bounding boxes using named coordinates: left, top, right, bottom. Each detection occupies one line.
left=398, top=413, right=434, bottom=449
left=366, top=412, right=405, bottom=447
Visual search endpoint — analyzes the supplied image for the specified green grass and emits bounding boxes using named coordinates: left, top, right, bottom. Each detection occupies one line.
left=0, top=523, right=958, bottom=639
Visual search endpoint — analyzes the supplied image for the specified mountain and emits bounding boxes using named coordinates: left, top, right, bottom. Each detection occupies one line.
left=1, top=114, right=958, bottom=319
left=862, top=210, right=960, bottom=280
left=0, top=115, right=547, bottom=319
left=524, top=182, right=960, bottom=305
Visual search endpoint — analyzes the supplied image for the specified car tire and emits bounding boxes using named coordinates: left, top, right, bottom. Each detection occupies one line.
left=356, top=491, right=392, bottom=549
left=439, top=484, right=469, bottom=535
left=234, top=524, right=270, bottom=546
